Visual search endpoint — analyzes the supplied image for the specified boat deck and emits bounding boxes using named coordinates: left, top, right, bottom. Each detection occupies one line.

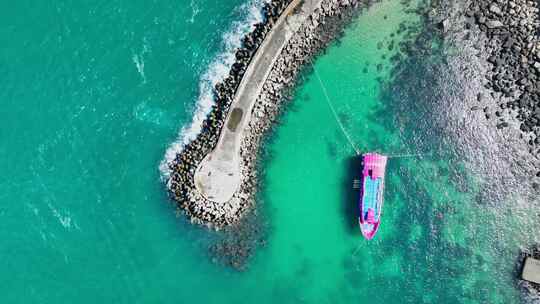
left=362, top=177, right=381, bottom=220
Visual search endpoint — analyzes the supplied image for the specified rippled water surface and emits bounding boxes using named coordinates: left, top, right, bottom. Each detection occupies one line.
left=1, top=0, right=539, bottom=303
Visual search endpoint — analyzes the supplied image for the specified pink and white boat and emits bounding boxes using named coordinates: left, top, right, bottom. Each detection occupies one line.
left=358, top=153, right=388, bottom=240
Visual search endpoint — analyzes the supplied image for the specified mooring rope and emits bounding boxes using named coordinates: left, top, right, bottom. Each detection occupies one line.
left=282, top=17, right=428, bottom=159
left=280, top=14, right=360, bottom=156
left=387, top=152, right=432, bottom=159
left=311, top=65, right=435, bottom=160
left=311, top=64, right=361, bottom=156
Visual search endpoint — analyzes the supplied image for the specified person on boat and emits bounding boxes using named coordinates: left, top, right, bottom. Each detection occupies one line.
left=366, top=208, right=376, bottom=224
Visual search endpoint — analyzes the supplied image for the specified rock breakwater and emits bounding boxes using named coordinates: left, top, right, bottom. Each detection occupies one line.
left=166, top=0, right=369, bottom=229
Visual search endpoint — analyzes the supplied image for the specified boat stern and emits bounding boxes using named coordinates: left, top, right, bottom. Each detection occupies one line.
left=359, top=219, right=380, bottom=240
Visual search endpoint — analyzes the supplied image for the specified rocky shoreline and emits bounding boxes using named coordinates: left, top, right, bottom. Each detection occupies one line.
left=404, top=0, right=540, bottom=300
left=408, top=0, right=540, bottom=199
left=166, top=0, right=370, bottom=229
left=465, top=1, right=540, bottom=173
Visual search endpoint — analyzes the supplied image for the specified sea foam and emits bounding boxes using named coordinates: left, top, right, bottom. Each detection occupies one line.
left=160, top=0, right=267, bottom=179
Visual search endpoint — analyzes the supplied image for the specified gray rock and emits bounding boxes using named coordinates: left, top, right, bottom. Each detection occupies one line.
left=489, top=4, right=502, bottom=16
left=486, top=20, right=504, bottom=28
left=438, top=19, right=451, bottom=32
left=477, top=92, right=483, bottom=101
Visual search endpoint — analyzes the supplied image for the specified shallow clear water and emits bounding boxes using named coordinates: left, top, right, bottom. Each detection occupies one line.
left=1, top=0, right=539, bottom=303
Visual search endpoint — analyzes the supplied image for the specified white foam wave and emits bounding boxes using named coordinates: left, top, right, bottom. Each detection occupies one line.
left=133, top=54, right=146, bottom=84
left=133, top=39, right=150, bottom=84
left=160, top=0, right=268, bottom=179
left=188, top=0, right=201, bottom=24
left=48, top=203, right=74, bottom=230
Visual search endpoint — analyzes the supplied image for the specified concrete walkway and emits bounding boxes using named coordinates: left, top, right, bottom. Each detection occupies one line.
left=194, top=0, right=323, bottom=203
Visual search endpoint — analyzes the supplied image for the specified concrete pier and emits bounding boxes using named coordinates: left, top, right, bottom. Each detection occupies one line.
left=194, top=0, right=324, bottom=203
left=522, top=257, right=540, bottom=284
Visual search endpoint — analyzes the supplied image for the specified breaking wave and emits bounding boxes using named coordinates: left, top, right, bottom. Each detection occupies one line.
left=160, top=0, right=267, bottom=179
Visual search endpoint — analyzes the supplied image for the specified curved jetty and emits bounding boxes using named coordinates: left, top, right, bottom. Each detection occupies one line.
left=167, top=0, right=364, bottom=228
left=194, top=0, right=311, bottom=203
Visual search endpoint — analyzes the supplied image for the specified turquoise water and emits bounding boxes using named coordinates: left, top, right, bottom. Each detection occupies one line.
left=2, top=0, right=539, bottom=303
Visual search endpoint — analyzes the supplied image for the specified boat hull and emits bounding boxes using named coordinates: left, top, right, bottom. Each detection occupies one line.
left=358, top=153, right=387, bottom=240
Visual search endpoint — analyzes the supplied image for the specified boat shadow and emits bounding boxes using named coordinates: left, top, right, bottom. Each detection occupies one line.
left=342, top=154, right=363, bottom=234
